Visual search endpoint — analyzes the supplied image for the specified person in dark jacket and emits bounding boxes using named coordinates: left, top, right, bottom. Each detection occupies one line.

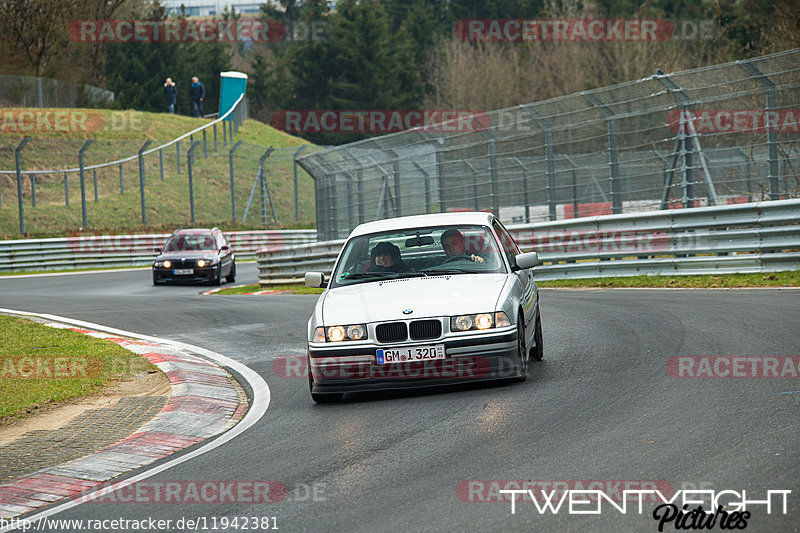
left=163, top=77, right=177, bottom=113
left=367, top=242, right=411, bottom=273
left=190, top=76, right=205, bottom=117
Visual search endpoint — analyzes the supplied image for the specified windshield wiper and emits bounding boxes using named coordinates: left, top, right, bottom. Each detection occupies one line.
left=423, top=268, right=479, bottom=275
left=341, top=272, right=400, bottom=280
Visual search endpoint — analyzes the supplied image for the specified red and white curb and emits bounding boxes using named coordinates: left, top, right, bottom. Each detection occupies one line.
left=0, top=310, right=269, bottom=524
left=202, top=285, right=292, bottom=295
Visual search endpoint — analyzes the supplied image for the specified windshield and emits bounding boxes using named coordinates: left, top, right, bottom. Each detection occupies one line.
left=330, top=225, right=506, bottom=288
left=163, top=233, right=218, bottom=252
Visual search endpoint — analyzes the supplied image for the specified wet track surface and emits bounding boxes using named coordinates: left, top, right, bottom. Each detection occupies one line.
left=1, top=265, right=799, bottom=532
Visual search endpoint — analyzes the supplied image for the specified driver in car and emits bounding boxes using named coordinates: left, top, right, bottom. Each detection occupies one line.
left=440, top=229, right=485, bottom=263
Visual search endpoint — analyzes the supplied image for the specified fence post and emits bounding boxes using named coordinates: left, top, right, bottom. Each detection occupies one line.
left=159, top=149, right=164, bottom=181
left=64, top=171, right=69, bottom=207
left=93, top=169, right=98, bottom=202
left=138, top=140, right=152, bottom=226
left=78, top=139, right=93, bottom=228
left=511, top=157, right=530, bottom=223
left=258, top=147, right=276, bottom=226
left=436, top=151, right=446, bottom=213
left=523, top=106, right=557, bottom=220
left=412, top=161, right=432, bottom=214
left=29, top=174, right=36, bottom=207
left=737, top=61, right=780, bottom=200
left=487, top=138, right=499, bottom=216
left=213, top=123, right=218, bottom=152
left=562, top=155, right=579, bottom=218
left=119, top=164, right=124, bottom=194
left=464, top=161, right=480, bottom=211
left=293, top=144, right=307, bottom=222
left=202, top=129, right=207, bottom=158
left=223, top=118, right=228, bottom=147
left=583, top=92, right=622, bottom=214
left=176, top=140, right=181, bottom=174
left=14, top=138, right=30, bottom=233
left=229, top=140, right=243, bottom=221
left=187, top=140, right=200, bottom=225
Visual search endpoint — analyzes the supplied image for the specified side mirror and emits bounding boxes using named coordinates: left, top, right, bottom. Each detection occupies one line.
left=220, top=245, right=230, bottom=251
left=154, top=247, right=162, bottom=253
left=305, top=272, right=326, bottom=288
left=515, top=251, right=539, bottom=270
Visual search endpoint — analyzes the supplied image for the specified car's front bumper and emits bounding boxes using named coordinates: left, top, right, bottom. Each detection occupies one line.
left=307, top=328, right=520, bottom=394
left=152, top=266, right=219, bottom=284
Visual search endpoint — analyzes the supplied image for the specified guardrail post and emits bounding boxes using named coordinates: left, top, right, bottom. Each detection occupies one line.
left=202, top=129, right=208, bottom=157
left=583, top=93, right=623, bottom=215
left=187, top=140, right=200, bottom=225
left=159, top=149, right=164, bottom=181
left=29, top=174, right=36, bottom=207
left=93, top=169, right=98, bottom=202
left=293, top=145, right=307, bottom=222
left=78, top=139, right=93, bottom=228
left=229, top=140, right=243, bottom=220
left=737, top=61, right=781, bottom=200
left=64, top=172, right=69, bottom=207
left=176, top=141, right=181, bottom=174
left=119, top=164, right=124, bottom=194
left=138, top=140, right=152, bottom=226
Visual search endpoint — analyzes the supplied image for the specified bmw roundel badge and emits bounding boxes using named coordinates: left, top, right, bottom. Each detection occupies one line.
left=403, top=309, right=413, bottom=315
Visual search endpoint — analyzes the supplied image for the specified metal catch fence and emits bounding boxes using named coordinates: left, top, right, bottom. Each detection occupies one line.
left=297, top=48, right=800, bottom=241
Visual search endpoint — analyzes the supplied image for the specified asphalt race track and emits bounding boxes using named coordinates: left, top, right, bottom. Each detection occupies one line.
left=1, top=264, right=799, bottom=532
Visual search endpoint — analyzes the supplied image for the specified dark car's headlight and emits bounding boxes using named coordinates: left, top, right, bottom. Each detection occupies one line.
left=154, top=260, right=171, bottom=268
left=197, top=258, right=217, bottom=268
left=313, top=324, right=368, bottom=342
left=451, top=312, right=511, bottom=332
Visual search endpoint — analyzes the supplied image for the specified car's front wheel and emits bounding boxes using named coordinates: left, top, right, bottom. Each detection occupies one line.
left=529, top=307, right=544, bottom=361
left=513, top=317, right=528, bottom=382
left=226, top=262, right=236, bottom=283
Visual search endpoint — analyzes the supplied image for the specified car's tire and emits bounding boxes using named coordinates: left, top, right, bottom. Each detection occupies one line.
left=308, top=362, right=344, bottom=403
left=529, top=307, right=544, bottom=361
left=226, top=262, right=236, bottom=283
left=210, top=271, right=222, bottom=286
left=152, top=274, right=162, bottom=285
left=513, top=316, right=528, bottom=382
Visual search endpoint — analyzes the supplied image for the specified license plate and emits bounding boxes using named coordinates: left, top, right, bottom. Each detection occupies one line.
left=173, top=268, right=193, bottom=275
left=376, top=344, right=445, bottom=364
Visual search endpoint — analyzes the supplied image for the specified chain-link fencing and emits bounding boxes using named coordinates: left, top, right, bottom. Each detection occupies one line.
left=0, top=75, right=114, bottom=108
left=297, top=48, right=800, bottom=241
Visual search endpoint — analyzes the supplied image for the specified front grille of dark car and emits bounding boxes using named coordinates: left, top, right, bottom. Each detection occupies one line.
left=409, top=320, right=442, bottom=340
left=376, top=322, right=408, bottom=343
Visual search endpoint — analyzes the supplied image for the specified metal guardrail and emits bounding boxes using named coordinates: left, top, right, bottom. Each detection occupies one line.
left=0, top=229, right=316, bottom=272
left=255, top=199, right=800, bottom=284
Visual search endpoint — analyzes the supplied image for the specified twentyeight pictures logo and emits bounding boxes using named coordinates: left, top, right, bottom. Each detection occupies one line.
left=456, top=19, right=714, bottom=42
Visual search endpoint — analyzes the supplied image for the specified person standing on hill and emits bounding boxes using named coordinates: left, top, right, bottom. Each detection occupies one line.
left=163, top=77, right=177, bottom=113
left=190, top=76, right=205, bottom=118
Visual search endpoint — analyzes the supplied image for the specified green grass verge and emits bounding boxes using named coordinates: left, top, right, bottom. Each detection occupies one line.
left=215, top=283, right=323, bottom=295
left=536, top=271, right=800, bottom=288
left=0, top=109, right=321, bottom=239
left=0, top=314, right=156, bottom=425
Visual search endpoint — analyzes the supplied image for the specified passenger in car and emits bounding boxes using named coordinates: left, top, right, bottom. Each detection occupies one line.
left=440, top=229, right=485, bottom=263
left=367, top=242, right=411, bottom=272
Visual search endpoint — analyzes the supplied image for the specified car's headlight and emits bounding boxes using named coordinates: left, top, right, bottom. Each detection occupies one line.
left=451, top=312, right=511, bottom=332
left=163, top=260, right=171, bottom=268
left=312, top=324, right=368, bottom=342
left=197, top=258, right=217, bottom=267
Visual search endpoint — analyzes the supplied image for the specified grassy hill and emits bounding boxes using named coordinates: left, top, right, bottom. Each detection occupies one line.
left=0, top=109, right=321, bottom=239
